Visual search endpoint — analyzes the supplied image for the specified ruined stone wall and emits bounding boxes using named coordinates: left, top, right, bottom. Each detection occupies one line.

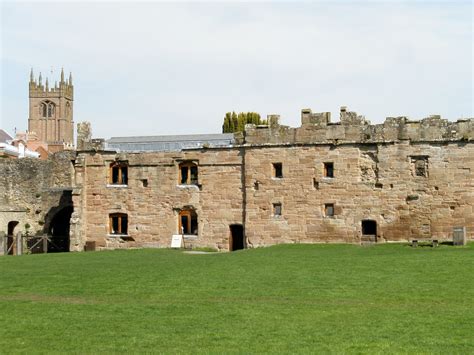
left=244, top=109, right=474, bottom=145
left=0, top=151, right=75, bottom=237
left=243, top=142, right=474, bottom=246
left=72, top=149, right=243, bottom=251
left=72, top=108, right=473, bottom=251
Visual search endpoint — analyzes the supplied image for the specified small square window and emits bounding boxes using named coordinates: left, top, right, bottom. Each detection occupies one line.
left=273, top=203, right=282, bottom=216
left=324, top=162, right=334, bottom=178
left=109, top=213, right=128, bottom=235
left=325, top=203, right=334, bottom=217
left=410, top=157, right=428, bottom=177
left=273, top=163, right=283, bottom=178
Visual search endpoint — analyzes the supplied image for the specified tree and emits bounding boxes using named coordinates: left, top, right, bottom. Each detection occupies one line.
left=221, top=111, right=267, bottom=133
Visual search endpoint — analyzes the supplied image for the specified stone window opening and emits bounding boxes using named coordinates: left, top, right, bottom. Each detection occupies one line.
left=40, top=101, right=56, bottom=118
left=141, top=179, right=148, bottom=187
left=109, top=213, right=128, bottom=235
left=273, top=163, right=283, bottom=178
left=410, top=156, right=428, bottom=177
left=324, top=162, right=334, bottom=178
left=324, top=203, right=335, bottom=217
left=110, top=161, right=128, bottom=185
left=362, top=220, right=377, bottom=235
left=273, top=203, right=282, bottom=217
left=313, top=178, right=319, bottom=189
left=179, top=162, right=198, bottom=185
left=179, top=209, right=198, bottom=235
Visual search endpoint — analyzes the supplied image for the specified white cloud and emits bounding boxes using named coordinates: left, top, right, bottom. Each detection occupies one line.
left=1, top=1, right=472, bottom=138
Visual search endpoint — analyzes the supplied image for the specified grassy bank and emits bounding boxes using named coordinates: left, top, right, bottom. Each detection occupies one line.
left=0, top=243, right=473, bottom=353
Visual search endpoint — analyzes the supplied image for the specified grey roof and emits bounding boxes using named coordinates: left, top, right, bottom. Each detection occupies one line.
left=105, top=133, right=235, bottom=152
left=0, top=129, right=13, bottom=143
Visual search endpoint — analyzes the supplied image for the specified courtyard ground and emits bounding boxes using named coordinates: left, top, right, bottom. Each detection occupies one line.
left=0, top=243, right=473, bottom=353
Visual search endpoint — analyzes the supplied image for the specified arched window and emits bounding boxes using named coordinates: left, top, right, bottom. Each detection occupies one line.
left=40, top=101, right=55, bottom=118
left=109, top=161, right=128, bottom=185
left=109, top=213, right=128, bottom=235
left=179, top=209, right=198, bottom=235
left=41, top=102, right=47, bottom=117
left=66, top=102, right=71, bottom=117
left=179, top=161, right=198, bottom=185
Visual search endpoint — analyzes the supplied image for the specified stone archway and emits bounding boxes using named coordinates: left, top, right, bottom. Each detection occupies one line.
left=47, top=206, right=73, bottom=253
left=7, top=221, right=19, bottom=255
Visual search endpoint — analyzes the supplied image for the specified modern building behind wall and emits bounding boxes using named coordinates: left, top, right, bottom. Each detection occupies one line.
left=1, top=72, right=473, bottom=254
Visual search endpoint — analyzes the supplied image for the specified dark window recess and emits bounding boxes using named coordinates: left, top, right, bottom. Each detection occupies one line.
left=110, top=214, right=128, bottom=235
left=362, top=220, right=377, bottom=235
left=273, top=203, right=282, bottom=216
left=324, top=162, right=334, bottom=178
left=325, top=204, right=334, bottom=217
left=110, top=162, right=128, bottom=185
left=411, top=156, right=428, bottom=177
left=273, top=163, right=283, bottom=178
left=141, top=179, right=148, bottom=187
left=313, top=178, right=319, bottom=189
left=179, top=210, right=198, bottom=235
left=179, top=162, right=198, bottom=185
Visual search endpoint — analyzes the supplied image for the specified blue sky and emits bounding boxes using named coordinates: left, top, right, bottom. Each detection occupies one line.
left=1, top=1, right=472, bottom=139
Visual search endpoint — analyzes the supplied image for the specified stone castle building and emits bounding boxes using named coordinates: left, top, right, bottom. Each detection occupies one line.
left=0, top=73, right=473, bottom=254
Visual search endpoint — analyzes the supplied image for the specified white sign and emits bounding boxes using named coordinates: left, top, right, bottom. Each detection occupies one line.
left=171, top=235, right=183, bottom=248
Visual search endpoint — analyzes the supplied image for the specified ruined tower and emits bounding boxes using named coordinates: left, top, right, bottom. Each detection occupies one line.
left=28, top=68, right=74, bottom=147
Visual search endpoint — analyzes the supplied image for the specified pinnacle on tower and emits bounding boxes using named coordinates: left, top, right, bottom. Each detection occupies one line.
left=45, top=77, right=49, bottom=90
left=30, top=68, right=34, bottom=83
left=60, top=68, right=65, bottom=83
left=69, top=72, right=73, bottom=86
left=39, top=72, right=42, bottom=85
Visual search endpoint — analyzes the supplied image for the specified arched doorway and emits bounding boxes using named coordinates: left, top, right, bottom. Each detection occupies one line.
left=7, top=221, right=19, bottom=255
left=48, top=206, right=73, bottom=253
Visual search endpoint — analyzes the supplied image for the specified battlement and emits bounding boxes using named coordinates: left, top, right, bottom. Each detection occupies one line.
left=242, top=107, right=474, bottom=145
left=29, top=68, right=73, bottom=99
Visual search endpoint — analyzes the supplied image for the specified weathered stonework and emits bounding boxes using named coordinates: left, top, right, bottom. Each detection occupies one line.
left=0, top=151, right=75, bottom=248
left=70, top=108, right=473, bottom=251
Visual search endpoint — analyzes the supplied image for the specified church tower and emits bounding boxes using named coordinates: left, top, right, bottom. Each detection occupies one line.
left=28, top=68, right=74, bottom=147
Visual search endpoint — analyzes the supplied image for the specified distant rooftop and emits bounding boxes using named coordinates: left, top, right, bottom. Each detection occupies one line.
left=0, top=129, right=13, bottom=143
left=105, top=133, right=235, bottom=152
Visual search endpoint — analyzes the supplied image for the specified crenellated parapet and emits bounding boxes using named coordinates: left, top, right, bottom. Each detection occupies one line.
left=29, top=68, right=73, bottom=100
left=243, top=107, right=474, bottom=145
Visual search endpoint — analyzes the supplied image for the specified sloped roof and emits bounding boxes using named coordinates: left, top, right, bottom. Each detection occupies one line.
left=0, top=129, right=13, bottom=143
left=105, top=133, right=235, bottom=152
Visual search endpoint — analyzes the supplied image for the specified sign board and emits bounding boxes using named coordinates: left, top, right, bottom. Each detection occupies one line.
left=171, top=234, right=183, bottom=248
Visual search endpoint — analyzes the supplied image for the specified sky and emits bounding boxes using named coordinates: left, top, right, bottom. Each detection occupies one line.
left=1, top=0, right=472, bottom=139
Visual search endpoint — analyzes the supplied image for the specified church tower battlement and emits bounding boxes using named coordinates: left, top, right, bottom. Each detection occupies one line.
left=28, top=68, right=74, bottom=146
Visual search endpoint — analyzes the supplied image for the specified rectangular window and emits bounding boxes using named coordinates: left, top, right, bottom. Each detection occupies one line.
left=273, top=203, right=282, bottom=216
left=179, top=210, right=198, bottom=235
left=411, top=156, right=428, bottom=177
left=324, top=162, right=334, bottom=178
left=325, top=203, right=335, bottom=217
left=179, top=162, right=198, bottom=185
left=273, top=163, right=283, bottom=178
left=109, top=213, right=128, bottom=235
left=110, top=162, right=128, bottom=185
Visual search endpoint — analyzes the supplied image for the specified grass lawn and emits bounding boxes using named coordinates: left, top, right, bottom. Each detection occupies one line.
left=0, top=243, right=473, bottom=353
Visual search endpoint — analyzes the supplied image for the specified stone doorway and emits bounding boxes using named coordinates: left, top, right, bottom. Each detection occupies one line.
left=48, top=206, right=73, bottom=253
left=7, top=221, right=19, bottom=255
left=362, top=220, right=377, bottom=236
left=229, top=224, right=244, bottom=251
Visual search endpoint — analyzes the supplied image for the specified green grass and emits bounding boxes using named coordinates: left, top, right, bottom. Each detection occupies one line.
left=0, top=243, right=473, bottom=353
